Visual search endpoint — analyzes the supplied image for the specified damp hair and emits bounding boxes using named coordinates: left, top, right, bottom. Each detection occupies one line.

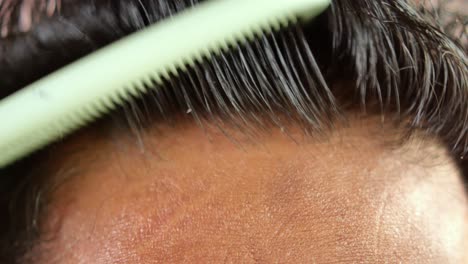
left=0, top=0, right=467, bottom=263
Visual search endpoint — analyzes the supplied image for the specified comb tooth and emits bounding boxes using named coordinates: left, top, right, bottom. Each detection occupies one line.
left=184, top=57, right=196, bottom=70
left=160, top=69, right=171, bottom=81
left=94, top=101, right=109, bottom=117
left=110, top=91, right=124, bottom=105
left=133, top=79, right=146, bottom=94
left=150, top=74, right=163, bottom=86
left=169, top=64, right=179, bottom=78
left=226, top=35, right=236, bottom=48
left=244, top=29, right=256, bottom=42
left=119, top=87, right=132, bottom=102
left=64, top=114, right=85, bottom=129
left=57, top=116, right=77, bottom=134
left=202, top=47, right=213, bottom=61
left=72, top=113, right=89, bottom=127
left=219, top=40, right=230, bottom=53
left=141, top=78, right=151, bottom=92
left=83, top=104, right=101, bottom=120
left=269, top=19, right=281, bottom=31
left=125, top=84, right=139, bottom=97
left=66, top=109, right=84, bottom=125
left=236, top=32, right=248, bottom=45
left=281, top=17, right=291, bottom=27
left=75, top=114, right=94, bottom=126
left=137, top=77, right=149, bottom=92
left=93, top=99, right=109, bottom=114
left=252, top=24, right=266, bottom=37
left=49, top=123, right=63, bottom=139
left=289, top=14, right=298, bottom=23
left=102, top=96, right=117, bottom=110
left=230, top=33, right=241, bottom=47
left=193, top=51, right=204, bottom=64
left=178, top=61, right=188, bottom=72
left=210, top=46, right=222, bottom=56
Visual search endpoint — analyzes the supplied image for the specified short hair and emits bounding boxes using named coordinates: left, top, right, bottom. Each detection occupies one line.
left=0, top=0, right=467, bottom=262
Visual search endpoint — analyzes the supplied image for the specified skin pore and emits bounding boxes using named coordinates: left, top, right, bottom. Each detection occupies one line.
left=29, top=115, right=468, bottom=263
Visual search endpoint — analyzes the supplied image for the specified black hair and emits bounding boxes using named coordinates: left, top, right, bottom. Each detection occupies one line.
left=0, top=0, right=467, bottom=263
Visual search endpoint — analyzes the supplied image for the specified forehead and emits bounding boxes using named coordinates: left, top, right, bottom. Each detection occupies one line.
left=1, top=1, right=466, bottom=262
left=32, top=116, right=467, bottom=263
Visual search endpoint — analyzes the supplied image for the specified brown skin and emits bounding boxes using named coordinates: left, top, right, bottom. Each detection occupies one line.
left=31, top=115, right=467, bottom=263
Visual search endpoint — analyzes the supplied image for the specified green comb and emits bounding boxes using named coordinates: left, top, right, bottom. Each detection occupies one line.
left=0, top=0, right=331, bottom=168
